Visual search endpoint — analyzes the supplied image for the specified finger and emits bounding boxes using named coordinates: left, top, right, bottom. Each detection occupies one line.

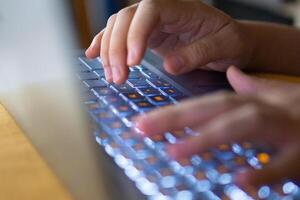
left=127, top=0, right=186, bottom=66
left=109, top=5, right=137, bottom=84
left=163, top=35, right=220, bottom=75
left=227, top=66, right=300, bottom=95
left=163, top=20, right=236, bottom=75
left=85, top=29, right=104, bottom=59
left=101, top=14, right=117, bottom=83
left=126, top=1, right=160, bottom=66
left=167, top=102, right=287, bottom=159
left=236, top=145, right=300, bottom=187
left=135, top=91, right=247, bottom=136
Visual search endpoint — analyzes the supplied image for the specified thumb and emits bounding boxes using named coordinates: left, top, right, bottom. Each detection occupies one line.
left=163, top=35, right=220, bottom=75
left=226, top=66, right=299, bottom=95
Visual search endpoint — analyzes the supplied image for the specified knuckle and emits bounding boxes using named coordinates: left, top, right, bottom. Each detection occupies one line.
left=193, top=41, right=211, bottom=62
left=244, top=103, right=265, bottom=125
left=217, top=91, right=236, bottom=106
left=117, top=7, right=134, bottom=16
left=94, top=32, right=102, bottom=40
left=109, top=47, right=122, bottom=57
left=107, top=14, right=117, bottom=25
left=100, top=50, right=109, bottom=66
left=140, top=0, right=159, bottom=8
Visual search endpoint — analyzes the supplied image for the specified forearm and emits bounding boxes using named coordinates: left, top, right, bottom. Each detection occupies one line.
left=240, top=21, right=300, bottom=76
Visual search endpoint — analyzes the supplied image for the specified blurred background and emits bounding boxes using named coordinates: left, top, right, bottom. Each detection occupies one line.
left=72, top=0, right=300, bottom=48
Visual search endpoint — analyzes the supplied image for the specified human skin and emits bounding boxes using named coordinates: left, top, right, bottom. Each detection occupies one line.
left=86, top=0, right=300, bottom=84
left=85, top=0, right=300, bottom=187
left=135, top=66, right=300, bottom=187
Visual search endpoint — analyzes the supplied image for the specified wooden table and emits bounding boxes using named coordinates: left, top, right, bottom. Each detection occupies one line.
left=0, top=104, right=72, bottom=200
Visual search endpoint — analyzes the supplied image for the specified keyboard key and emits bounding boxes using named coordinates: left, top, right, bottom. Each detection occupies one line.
left=213, top=149, right=236, bottom=162
left=111, top=83, right=135, bottom=93
left=102, top=94, right=125, bottom=106
left=256, top=152, right=270, bottom=165
left=147, top=95, right=171, bottom=105
left=79, top=56, right=103, bottom=70
left=151, top=134, right=166, bottom=142
left=106, top=120, right=126, bottom=131
left=128, top=71, right=143, bottom=79
left=84, top=79, right=107, bottom=88
left=119, top=130, right=136, bottom=145
left=147, top=79, right=172, bottom=88
left=76, top=64, right=91, bottom=72
left=93, top=87, right=115, bottom=97
left=224, top=185, right=252, bottom=200
left=95, top=131, right=110, bottom=145
left=96, top=111, right=115, bottom=121
left=121, top=92, right=145, bottom=102
left=140, top=68, right=159, bottom=79
left=175, top=190, right=194, bottom=200
left=159, top=168, right=174, bottom=177
left=138, top=87, right=161, bottom=96
left=120, top=112, right=139, bottom=127
left=112, top=104, right=136, bottom=118
left=93, top=69, right=105, bottom=78
left=87, top=101, right=106, bottom=111
left=160, top=87, right=184, bottom=97
left=130, top=100, right=155, bottom=112
left=127, top=79, right=150, bottom=88
left=82, top=91, right=98, bottom=103
left=129, top=66, right=140, bottom=71
left=77, top=71, right=99, bottom=80
left=194, top=171, right=207, bottom=181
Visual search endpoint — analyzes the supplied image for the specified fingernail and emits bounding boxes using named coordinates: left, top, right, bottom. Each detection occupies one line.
left=91, top=38, right=97, bottom=48
left=133, top=116, right=148, bottom=134
left=85, top=48, right=90, bottom=57
left=112, top=67, right=122, bottom=84
left=127, top=48, right=137, bottom=66
left=167, top=55, right=184, bottom=73
left=86, top=39, right=96, bottom=54
left=104, top=67, right=113, bottom=83
left=85, top=46, right=92, bottom=56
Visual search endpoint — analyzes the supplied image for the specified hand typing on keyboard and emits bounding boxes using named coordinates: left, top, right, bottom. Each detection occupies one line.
left=136, top=66, right=300, bottom=187
left=86, top=0, right=253, bottom=84
left=84, top=0, right=300, bottom=197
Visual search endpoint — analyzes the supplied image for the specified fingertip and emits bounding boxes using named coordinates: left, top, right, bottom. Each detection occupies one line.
left=235, top=170, right=252, bottom=186
left=111, top=66, right=129, bottom=85
left=127, top=47, right=142, bottom=66
left=134, top=115, right=152, bottom=136
left=226, top=66, right=257, bottom=94
left=226, top=65, right=245, bottom=80
left=167, top=144, right=181, bottom=160
left=114, top=76, right=127, bottom=85
left=85, top=48, right=93, bottom=59
left=103, top=67, right=113, bottom=83
left=164, top=54, right=185, bottom=75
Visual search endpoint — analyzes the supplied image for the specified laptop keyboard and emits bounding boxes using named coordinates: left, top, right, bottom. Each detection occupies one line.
left=78, top=56, right=300, bottom=200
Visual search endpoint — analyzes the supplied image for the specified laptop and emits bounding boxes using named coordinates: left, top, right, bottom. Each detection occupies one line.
left=0, top=1, right=299, bottom=200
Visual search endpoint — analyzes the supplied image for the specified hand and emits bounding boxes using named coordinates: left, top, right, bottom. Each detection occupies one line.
left=135, top=66, right=300, bottom=187
left=85, top=0, right=254, bottom=84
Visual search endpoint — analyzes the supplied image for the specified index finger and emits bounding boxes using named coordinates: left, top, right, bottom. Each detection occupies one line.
left=127, top=0, right=186, bottom=66
left=127, top=0, right=160, bottom=66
